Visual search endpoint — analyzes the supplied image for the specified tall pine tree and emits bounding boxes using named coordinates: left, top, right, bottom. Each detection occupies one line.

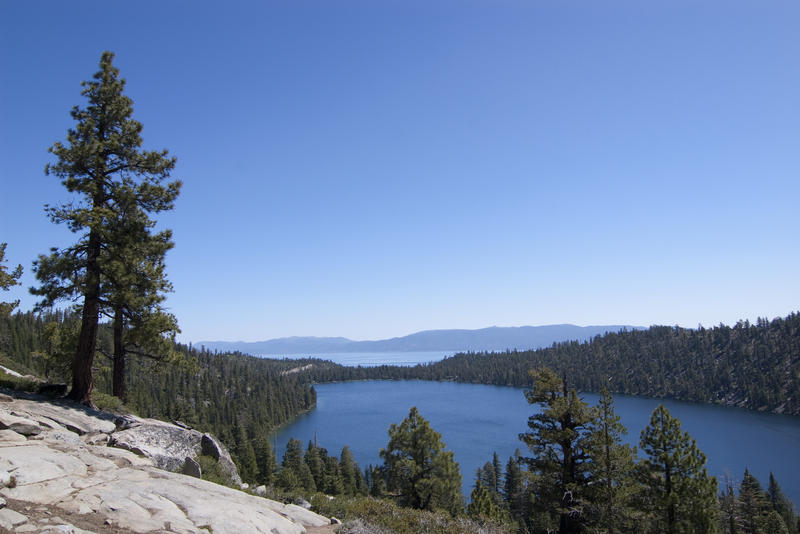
left=503, top=451, right=527, bottom=524
left=340, top=446, right=360, bottom=496
left=738, top=469, right=769, bottom=534
left=278, top=437, right=316, bottom=492
left=637, top=405, right=717, bottom=534
left=33, top=51, right=181, bottom=404
left=587, top=387, right=639, bottom=533
left=519, top=368, right=596, bottom=534
left=253, top=435, right=277, bottom=487
left=719, top=476, right=739, bottom=534
left=767, top=473, right=798, bottom=534
left=380, top=406, right=463, bottom=515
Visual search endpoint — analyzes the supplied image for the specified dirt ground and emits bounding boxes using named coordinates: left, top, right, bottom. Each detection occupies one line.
left=0, top=497, right=133, bottom=533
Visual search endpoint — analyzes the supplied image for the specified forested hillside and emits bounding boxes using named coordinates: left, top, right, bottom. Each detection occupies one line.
left=0, top=310, right=316, bottom=476
left=4, top=308, right=800, bottom=532
left=302, top=313, right=800, bottom=415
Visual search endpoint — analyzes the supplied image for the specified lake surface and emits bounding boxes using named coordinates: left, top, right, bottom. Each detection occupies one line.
left=273, top=380, right=800, bottom=505
left=258, top=350, right=454, bottom=367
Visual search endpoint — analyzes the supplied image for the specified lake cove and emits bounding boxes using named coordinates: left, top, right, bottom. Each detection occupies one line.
left=273, top=380, right=800, bottom=504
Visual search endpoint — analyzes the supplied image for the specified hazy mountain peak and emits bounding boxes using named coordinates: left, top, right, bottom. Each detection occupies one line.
left=197, top=324, right=641, bottom=355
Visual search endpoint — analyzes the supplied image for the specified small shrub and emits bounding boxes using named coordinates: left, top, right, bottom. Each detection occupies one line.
left=0, top=369, right=39, bottom=392
left=195, top=455, right=233, bottom=487
left=309, top=494, right=354, bottom=519
left=92, top=392, right=127, bottom=413
left=309, top=495, right=512, bottom=534
left=257, top=485, right=303, bottom=504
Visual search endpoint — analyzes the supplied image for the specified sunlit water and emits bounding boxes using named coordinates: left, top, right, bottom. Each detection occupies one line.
left=273, top=380, right=800, bottom=504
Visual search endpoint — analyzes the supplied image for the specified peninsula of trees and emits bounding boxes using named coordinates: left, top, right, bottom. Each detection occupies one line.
left=300, top=312, right=800, bottom=415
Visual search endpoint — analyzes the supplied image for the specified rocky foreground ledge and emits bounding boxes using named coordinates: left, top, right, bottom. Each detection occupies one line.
left=0, top=390, right=335, bottom=534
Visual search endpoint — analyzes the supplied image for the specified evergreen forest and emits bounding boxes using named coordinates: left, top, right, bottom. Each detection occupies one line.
left=2, top=309, right=800, bottom=533
left=298, top=313, right=800, bottom=415
left=0, top=309, right=316, bottom=483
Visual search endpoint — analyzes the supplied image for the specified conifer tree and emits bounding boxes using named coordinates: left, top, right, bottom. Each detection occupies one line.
left=230, top=420, right=257, bottom=483
left=253, top=435, right=277, bottom=487
left=340, top=446, right=359, bottom=496
left=738, top=469, right=768, bottom=534
left=719, top=476, right=740, bottom=534
left=34, top=321, right=76, bottom=381
left=587, top=387, right=639, bottom=533
left=279, top=438, right=316, bottom=492
left=353, top=465, right=367, bottom=496
left=304, top=442, right=325, bottom=490
left=492, top=451, right=503, bottom=496
left=476, top=462, right=498, bottom=494
left=0, top=243, right=22, bottom=317
left=33, top=51, right=181, bottom=404
left=503, top=452, right=527, bottom=522
left=763, top=510, right=790, bottom=534
left=468, top=471, right=508, bottom=523
left=101, top=196, right=179, bottom=401
left=366, top=464, right=386, bottom=497
left=767, top=473, right=798, bottom=534
left=519, top=368, right=597, bottom=534
left=637, top=404, right=718, bottom=534
left=380, top=406, right=463, bottom=515
left=323, top=455, right=344, bottom=495
left=236, top=440, right=258, bottom=484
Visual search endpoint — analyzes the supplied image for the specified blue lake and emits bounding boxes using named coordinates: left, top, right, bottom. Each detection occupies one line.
left=258, top=351, right=454, bottom=367
left=273, top=380, right=800, bottom=505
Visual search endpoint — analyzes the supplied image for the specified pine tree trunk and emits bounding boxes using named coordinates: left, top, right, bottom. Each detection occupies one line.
left=665, top=460, right=675, bottom=534
left=112, top=307, right=126, bottom=402
left=69, top=294, right=98, bottom=404
left=67, top=228, right=101, bottom=405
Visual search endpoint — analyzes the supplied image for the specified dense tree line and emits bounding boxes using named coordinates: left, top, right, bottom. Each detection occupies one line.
left=269, top=438, right=368, bottom=498
left=301, top=313, right=800, bottom=415
left=0, top=309, right=79, bottom=377
left=472, top=446, right=798, bottom=534
left=3, top=308, right=799, bottom=532
left=266, top=378, right=797, bottom=533
left=271, top=372, right=800, bottom=533
left=0, top=310, right=316, bottom=477
left=462, top=370, right=799, bottom=534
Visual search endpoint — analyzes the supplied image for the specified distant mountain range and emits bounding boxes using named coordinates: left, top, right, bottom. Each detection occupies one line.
left=197, top=324, right=642, bottom=355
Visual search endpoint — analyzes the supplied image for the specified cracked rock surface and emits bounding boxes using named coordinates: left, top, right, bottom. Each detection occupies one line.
left=0, top=391, right=332, bottom=533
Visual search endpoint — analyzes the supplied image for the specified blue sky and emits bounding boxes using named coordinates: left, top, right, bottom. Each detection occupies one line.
left=1, top=1, right=798, bottom=343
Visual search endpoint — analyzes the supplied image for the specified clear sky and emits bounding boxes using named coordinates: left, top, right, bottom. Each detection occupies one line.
left=1, top=1, right=798, bottom=343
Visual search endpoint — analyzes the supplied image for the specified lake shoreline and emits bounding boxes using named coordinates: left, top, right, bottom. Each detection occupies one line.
left=259, top=348, right=798, bottom=417
left=273, top=380, right=800, bottom=505
left=306, top=376, right=799, bottom=418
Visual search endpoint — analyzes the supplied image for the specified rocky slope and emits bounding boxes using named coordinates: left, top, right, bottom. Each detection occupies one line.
left=0, top=390, right=334, bottom=533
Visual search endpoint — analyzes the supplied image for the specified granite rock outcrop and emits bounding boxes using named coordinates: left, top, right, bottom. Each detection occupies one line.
left=0, top=390, right=332, bottom=533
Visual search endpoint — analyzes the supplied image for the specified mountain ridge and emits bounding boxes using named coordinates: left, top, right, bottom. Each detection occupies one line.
left=197, top=324, right=643, bottom=355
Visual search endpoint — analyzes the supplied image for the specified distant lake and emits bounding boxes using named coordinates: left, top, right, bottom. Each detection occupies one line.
left=257, top=350, right=454, bottom=367
left=273, top=380, right=800, bottom=505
